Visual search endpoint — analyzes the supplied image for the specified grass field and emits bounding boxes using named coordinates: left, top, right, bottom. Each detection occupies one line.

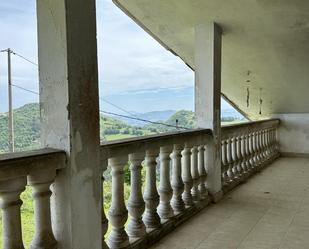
left=0, top=187, right=34, bottom=248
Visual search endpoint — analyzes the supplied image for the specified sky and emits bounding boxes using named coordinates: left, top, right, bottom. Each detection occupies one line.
left=0, top=0, right=234, bottom=114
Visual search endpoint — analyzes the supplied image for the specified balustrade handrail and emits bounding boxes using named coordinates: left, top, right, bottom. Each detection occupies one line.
left=0, top=148, right=67, bottom=181
left=100, top=129, right=212, bottom=164
left=0, top=148, right=67, bottom=249
left=221, top=119, right=280, bottom=139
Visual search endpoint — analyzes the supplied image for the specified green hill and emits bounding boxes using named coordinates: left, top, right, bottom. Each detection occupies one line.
left=0, top=103, right=154, bottom=152
left=0, top=103, right=40, bottom=152
left=0, top=103, right=244, bottom=153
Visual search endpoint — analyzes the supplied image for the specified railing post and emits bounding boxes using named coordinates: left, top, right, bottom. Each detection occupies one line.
left=127, top=153, right=146, bottom=238
left=0, top=177, right=27, bottom=249
left=143, top=149, right=161, bottom=229
left=28, top=170, right=57, bottom=249
left=171, top=144, right=185, bottom=214
left=195, top=23, right=223, bottom=202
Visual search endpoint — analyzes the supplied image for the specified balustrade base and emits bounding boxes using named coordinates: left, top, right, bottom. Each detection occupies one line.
left=125, top=198, right=212, bottom=249
left=209, top=190, right=223, bottom=203
left=222, top=153, right=280, bottom=194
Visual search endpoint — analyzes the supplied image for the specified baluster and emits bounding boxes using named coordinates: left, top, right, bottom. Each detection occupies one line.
left=191, top=146, right=200, bottom=202
left=268, top=129, right=273, bottom=157
left=245, top=134, right=253, bottom=172
left=198, top=145, right=208, bottom=200
left=248, top=133, right=255, bottom=169
left=181, top=144, right=193, bottom=207
left=158, top=146, right=173, bottom=220
left=108, top=157, right=129, bottom=249
left=231, top=137, right=239, bottom=179
left=251, top=132, right=257, bottom=168
left=143, top=149, right=161, bottom=229
left=28, top=170, right=57, bottom=249
left=271, top=128, right=277, bottom=156
left=226, top=138, right=235, bottom=181
left=0, top=177, right=27, bottom=249
left=102, top=176, right=109, bottom=249
left=235, top=136, right=244, bottom=178
left=263, top=129, right=268, bottom=159
left=269, top=128, right=274, bottom=156
left=259, top=130, right=266, bottom=163
left=221, top=140, right=229, bottom=186
left=252, top=132, right=260, bottom=168
left=258, top=131, right=264, bottom=166
left=240, top=135, right=249, bottom=175
left=171, top=144, right=185, bottom=214
left=255, top=131, right=262, bottom=166
left=273, top=128, right=279, bottom=156
left=127, top=153, right=146, bottom=238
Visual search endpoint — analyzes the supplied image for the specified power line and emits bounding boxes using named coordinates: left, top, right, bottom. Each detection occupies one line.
left=10, top=51, right=38, bottom=67
left=4, top=49, right=184, bottom=129
left=100, top=97, right=139, bottom=118
left=99, top=98, right=185, bottom=129
left=10, top=82, right=186, bottom=130
left=12, top=84, right=39, bottom=95
left=100, top=110, right=189, bottom=130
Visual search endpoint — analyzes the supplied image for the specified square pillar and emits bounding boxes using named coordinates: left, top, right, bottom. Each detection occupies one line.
left=36, top=0, right=102, bottom=248
left=195, top=23, right=223, bottom=202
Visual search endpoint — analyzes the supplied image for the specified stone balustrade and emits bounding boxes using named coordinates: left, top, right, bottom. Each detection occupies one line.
left=0, top=119, right=280, bottom=249
left=0, top=148, right=66, bottom=249
left=100, top=129, right=213, bottom=249
left=221, top=119, right=280, bottom=192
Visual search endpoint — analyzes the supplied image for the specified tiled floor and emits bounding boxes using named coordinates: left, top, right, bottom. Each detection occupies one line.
left=150, top=157, right=309, bottom=249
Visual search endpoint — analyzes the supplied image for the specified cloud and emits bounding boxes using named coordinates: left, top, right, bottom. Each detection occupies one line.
left=0, top=0, right=194, bottom=112
left=96, top=0, right=194, bottom=96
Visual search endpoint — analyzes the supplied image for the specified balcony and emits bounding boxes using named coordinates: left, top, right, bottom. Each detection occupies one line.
left=1, top=1, right=309, bottom=249
left=0, top=119, right=283, bottom=249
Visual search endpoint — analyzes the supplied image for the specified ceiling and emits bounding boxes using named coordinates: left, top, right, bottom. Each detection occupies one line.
left=113, top=0, right=309, bottom=120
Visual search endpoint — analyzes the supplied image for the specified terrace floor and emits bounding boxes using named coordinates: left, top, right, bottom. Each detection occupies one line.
left=150, top=157, right=309, bottom=249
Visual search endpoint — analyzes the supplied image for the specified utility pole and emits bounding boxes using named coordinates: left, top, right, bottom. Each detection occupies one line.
left=1, top=48, right=14, bottom=152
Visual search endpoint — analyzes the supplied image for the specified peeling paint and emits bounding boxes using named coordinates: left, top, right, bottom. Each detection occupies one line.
left=259, top=88, right=263, bottom=115
left=246, top=87, right=250, bottom=107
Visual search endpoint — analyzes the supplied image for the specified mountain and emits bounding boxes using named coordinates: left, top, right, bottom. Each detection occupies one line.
left=0, top=103, right=40, bottom=152
left=0, top=103, right=245, bottom=153
left=115, top=110, right=176, bottom=126
left=143, top=110, right=196, bottom=133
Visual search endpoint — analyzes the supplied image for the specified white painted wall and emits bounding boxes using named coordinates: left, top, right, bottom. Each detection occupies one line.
left=273, top=114, right=309, bottom=154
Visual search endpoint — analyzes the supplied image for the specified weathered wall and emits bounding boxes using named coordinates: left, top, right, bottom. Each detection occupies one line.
left=273, top=114, right=309, bottom=155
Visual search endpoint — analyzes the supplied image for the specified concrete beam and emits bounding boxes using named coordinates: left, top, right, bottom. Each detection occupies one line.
left=36, top=0, right=102, bottom=248
left=194, top=23, right=223, bottom=201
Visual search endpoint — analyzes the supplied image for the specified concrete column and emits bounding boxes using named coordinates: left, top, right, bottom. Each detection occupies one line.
left=36, top=0, right=102, bottom=248
left=194, top=23, right=223, bottom=202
